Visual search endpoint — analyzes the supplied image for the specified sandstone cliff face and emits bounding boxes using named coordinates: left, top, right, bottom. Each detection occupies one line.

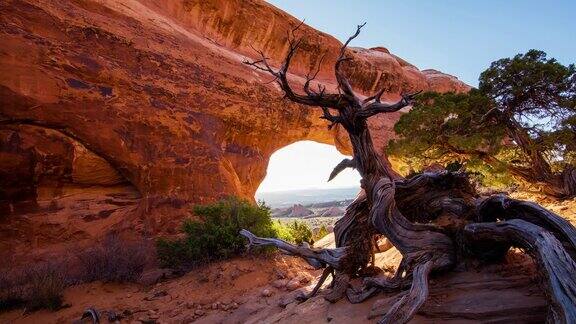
left=0, top=0, right=468, bottom=256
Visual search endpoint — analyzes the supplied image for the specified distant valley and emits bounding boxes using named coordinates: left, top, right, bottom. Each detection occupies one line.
left=256, top=187, right=360, bottom=232
left=255, top=187, right=360, bottom=208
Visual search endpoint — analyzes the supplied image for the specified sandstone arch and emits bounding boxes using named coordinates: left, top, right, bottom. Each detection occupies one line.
left=255, top=140, right=363, bottom=196
left=0, top=0, right=468, bottom=256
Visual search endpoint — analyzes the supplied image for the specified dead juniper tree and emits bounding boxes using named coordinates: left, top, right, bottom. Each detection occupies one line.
left=241, top=23, right=576, bottom=323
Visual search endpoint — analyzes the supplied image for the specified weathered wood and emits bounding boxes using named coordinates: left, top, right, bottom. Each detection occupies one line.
left=328, top=158, right=356, bottom=182
left=369, top=270, right=547, bottom=322
left=242, top=21, right=576, bottom=324
left=465, top=219, right=576, bottom=323
left=324, top=273, right=351, bottom=303
left=239, top=229, right=346, bottom=269
left=296, top=266, right=334, bottom=301
left=378, top=261, right=433, bottom=324
left=477, top=195, right=576, bottom=258
left=370, top=178, right=455, bottom=273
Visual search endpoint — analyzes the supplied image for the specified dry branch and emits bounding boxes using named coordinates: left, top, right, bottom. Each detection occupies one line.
left=240, top=22, right=576, bottom=324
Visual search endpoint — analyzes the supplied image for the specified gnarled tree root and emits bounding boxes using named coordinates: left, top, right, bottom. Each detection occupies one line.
left=239, top=229, right=346, bottom=270
left=465, top=219, right=576, bottom=323
left=241, top=21, right=576, bottom=324
left=478, top=195, right=576, bottom=258
left=324, top=273, right=351, bottom=303
left=241, top=178, right=576, bottom=323
left=296, top=266, right=333, bottom=301
left=347, top=259, right=409, bottom=304
left=378, top=260, right=433, bottom=324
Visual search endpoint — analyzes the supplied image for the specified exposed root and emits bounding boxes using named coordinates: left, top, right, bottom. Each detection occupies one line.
left=347, top=276, right=406, bottom=304
left=324, top=273, right=351, bottom=303
left=296, top=266, right=333, bottom=302
left=378, top=261, right=432, bottom=324
left=346, top=286, right=380, bottom=304
left=465, top=219, right=576, bottom=323
left=364, top=274, right=407, bottom=293
left=242, top=21, right=576, bottom=323
left=242, top=174, right=576, bottom=323
left=477, top=195, right=576, bottom=258
left=239, top=229, right=346, bottom=269
left=368, top=291, right=409, bottom=320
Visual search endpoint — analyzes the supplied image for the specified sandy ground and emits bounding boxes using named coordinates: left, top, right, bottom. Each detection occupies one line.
left=0, top=243, right=551, bottom=324
left=0, top=197, right=573, bottom=324
left=0, top=255, right=320, bottom=324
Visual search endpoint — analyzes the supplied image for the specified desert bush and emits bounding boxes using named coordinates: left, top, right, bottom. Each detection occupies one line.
left=0, top=235, right=149, bottom=314
left=0, top=261, right=67, bottom=312
left=0, top=269, right=24, bottom=312
left=271, top=220, right=317, bottom=244
left=285, top=220, right=314, bottom=245
left=272, top=220, right=294, bottom=242
left=313, top=225, right=330, bottom=242
left=76, top=234, right=148, bottom=283
left=23, top=262, right=67, bottom=311
left=157, top=197, right=279, bottom=269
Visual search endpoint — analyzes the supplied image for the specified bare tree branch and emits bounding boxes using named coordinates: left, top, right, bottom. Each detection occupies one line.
left=334, top=22, right=366, bottom=103
left=243, top=21, right=346, bottom=109
left=362, top=87, right=386, bottom=104
left=357, top=91, right=421, bottom=119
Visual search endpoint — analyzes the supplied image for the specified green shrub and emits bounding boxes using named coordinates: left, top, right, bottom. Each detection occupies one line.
left=157, top=197, right=278, bottom=269
left=286, top=221, right=314, bottom=245
left=271, top=220, right=315, bottom=245
left=314, top=225, right=330, bottom=242
left=272, top=220, right=294, bottom=242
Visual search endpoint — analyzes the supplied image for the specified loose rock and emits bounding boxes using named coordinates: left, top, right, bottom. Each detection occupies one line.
left=286, top=279, right=301, bottom=291
left=261, top=288, right=273, bottom=297
left=272, top=279, right=288, bottom=289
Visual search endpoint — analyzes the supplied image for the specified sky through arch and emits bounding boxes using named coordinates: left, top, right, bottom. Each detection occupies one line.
left=256, top=141, right=361, bottom=193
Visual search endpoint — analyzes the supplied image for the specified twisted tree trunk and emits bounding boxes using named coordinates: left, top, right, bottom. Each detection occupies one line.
left=240, top=23, right=576, bottom=323
left=503, top=118, right=576, bottom=199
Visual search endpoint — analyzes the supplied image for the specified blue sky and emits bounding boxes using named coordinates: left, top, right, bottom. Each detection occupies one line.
left=257, top=1, right=575, bottom=193
left=267, top=0, right=576, bottom=87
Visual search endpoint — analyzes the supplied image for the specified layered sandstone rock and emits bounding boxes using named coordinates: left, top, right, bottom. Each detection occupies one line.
left=0, top=0, right=468, bottom=255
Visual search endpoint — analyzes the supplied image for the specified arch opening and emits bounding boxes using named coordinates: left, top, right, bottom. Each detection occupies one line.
left=255, top=141, right=361, bottom=236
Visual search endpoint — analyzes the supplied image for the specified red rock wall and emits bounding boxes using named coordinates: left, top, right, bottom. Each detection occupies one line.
left=0, top=0, right=469, bottom=256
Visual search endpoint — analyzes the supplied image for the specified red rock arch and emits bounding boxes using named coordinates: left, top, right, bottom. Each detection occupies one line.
left=0, top=0, right=468, bottom=257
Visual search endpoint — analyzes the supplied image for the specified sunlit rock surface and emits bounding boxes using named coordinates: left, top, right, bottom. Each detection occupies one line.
left=0, top=0, right=469, bottom=256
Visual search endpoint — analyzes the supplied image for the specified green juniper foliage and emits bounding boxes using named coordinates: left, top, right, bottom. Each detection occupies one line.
left=156, top=197, right=315, bottom=269
left=286, top=220, right=314, bottom=245
left=388, top=90, right=513, bottom=187
left=314, top=225, right=330, bottom=242
left=389, top=50, right=576, bottom=194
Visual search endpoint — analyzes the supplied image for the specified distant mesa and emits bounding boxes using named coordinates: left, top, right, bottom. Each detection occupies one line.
left=319, top=206, right=345, bottom=217
left=278, top=204, right=314, bottom=218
